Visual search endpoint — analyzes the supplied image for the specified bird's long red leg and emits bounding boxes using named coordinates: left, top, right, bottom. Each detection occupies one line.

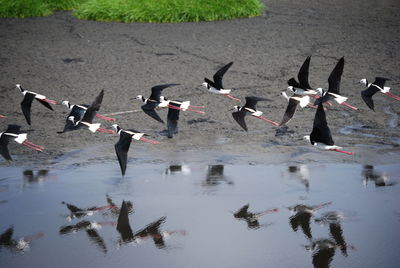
left=384, top=92, right=400, bottom=101
left=0, top=115, right=6, bottom=118
left=341, top=102, right=358, bottom=110
left=223, top=94, right=241, bottom=102
left=255, top=116, right=279, bottom=126
left=313, top=201, right=333, bottom=210
left=332, top=148, right=355, bottom=155
left=97, top=128, right=116, bottom=134
left=96, top=114, right=116, bottom=121
left=311, top=95, right=333, bottom=106
left=167, top=105, right=205, bottom=114
left=22, top=141, right=44, bottom=151
left=259, top=208, right=279, bottom=216
left=93, top=205, right=117, bottom=211
left=23, top=232, right=44, bottom=242
left=189, top=105, right=205, bottom=109
left=139, top=137, right=160, bottom=145
left=42, top=98, right=57, bottom=105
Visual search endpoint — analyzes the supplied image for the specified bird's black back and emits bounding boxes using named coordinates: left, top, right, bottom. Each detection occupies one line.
left=373, top=77, right=390, bottom=88
left=149, top=84, right=179, bottom=101
left=244, top=96, right=268, bottom=110
left=327, top=57, right=344, bottom=94
left=213, top=62, right=233, bottom=89
left=310, top=103, right=334, bottom=146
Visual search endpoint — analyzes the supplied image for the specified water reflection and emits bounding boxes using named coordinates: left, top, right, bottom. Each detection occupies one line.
left=202, top=165, right=233, bottom=187
left=288, top=165, right=310, bottom=192
left=59, top=220, right=113, bottom=253
left=0, top=226, right=44, bottom=252
left=165, top=164, right=191, bottom=175
left=233, top=204, right=279, bottom=229
left=62, top=200, right=117, bottom=221
left=362, top=165, right=395, bottom=187
left=117, top=201, right=185, bottom=249
left=288, top=202, right=332, bottom=239
left=304, top=238, right=337, bottom=268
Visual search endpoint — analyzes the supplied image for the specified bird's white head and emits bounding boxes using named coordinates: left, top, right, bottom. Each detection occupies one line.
left=61, top=100, right=70, bottom=108
left=16, top=84, right=23, bottom=93
left=67, top=116, right=75, bottom=124
left=280, top=91, right=290, bottom=101
left=202, top=82, right=210, bottom=89
left=316, top=88, right=324, bottom=95
left=111, top=124, right=120, bottom=133
left=287, top=86, right=295, bottom=93
left=135, top=95, right=144, bottom=102
left=303, top=135, right=311, bottom=142
left=233, top=105, right=241, bottom=112
left=360, top=78, right=368, bottom=86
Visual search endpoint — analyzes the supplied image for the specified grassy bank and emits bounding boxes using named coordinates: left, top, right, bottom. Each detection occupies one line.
left=0, top=0, right=264, bottom=22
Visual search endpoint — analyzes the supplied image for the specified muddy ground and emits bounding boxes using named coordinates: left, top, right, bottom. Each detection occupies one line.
left=1, top=0, right=400, bottom=167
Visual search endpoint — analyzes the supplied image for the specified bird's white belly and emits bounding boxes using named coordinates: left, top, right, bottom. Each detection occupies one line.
left=328, top=93, right=347, bottom=104
left=132, top=133, right=144, bottom=140
left=209, top=87, right=231, bottom=94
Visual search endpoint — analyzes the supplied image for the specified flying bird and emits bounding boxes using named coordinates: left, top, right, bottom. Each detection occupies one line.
left=61, top=100, right=116, bottom=121
left=58, top=90, right=113, bottom=134
left=304, top=103, right=354, bottom=155
left=0, top=124, right=44, bottom=161
left=232, top=96, right=279, bottom=131
left=314, top=57, right=358, bottom=110
left=202, top=62, right=241, bottom=102
left=279, top=92, right=311, bottom=125
left=16, top=84, right=57, bottom=125
left=360, top=77, right=400, bottom=111
left=112, top=124, right=159, bottom=176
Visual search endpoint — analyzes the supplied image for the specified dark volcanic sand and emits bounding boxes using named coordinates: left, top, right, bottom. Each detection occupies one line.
left=1, top=0, right=400, bottom=167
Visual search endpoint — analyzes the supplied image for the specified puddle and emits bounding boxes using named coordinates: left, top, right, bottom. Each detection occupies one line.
left=1, top=161, right=400, bottom=267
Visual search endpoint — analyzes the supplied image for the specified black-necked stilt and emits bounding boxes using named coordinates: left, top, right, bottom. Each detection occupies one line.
left=361, top=165, right=395, bottom=187
left=202, top=62, right=241, bottom=102
left=360, top=77, right=400, bottom=111
left=0, top=124, right=44, bottom=161
left=16, top=84, right=57, bottom=125
left=233, top=204, right=279, bottom=229
left=314, top=57, right=358, bottom=110
left=288, top=165, right=310, bottom=191
left=304, top=103, right=354, bottom=155
left=232, top=96, right=279, bottom=131
left=62, top=201, right=117, bottom=221
left=112, top=124, right=159, bottom=176
left=135, top=84, right=180, bottom=123
left=61, top=100, right=116, bottom=121
left=58, top=90, right=113, bottom=134
left=279, top=92, right=311, bottom=125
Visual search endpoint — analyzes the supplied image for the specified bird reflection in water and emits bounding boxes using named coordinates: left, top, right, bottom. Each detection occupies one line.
left=105, top=194, right=134, bottom=217
left=288, top=165, right=310, bottom=192
left=165, top=164, right=191, bottom=175
left=287, top=202, right=332, bottom=239
left=314, top=211, right=351, bottom=257
left=362, top=165, right=396, bottom=187
left=233, top=204, right=279, bottom=229
left=0, top=226, right=44, bottom=252
left=117, top=201, right=185, bottom=249
left=304, top=238, right=337, bottom=268
left=61, top=199, right=118, bottom=221
left=202, top=165, right=233, bottom=188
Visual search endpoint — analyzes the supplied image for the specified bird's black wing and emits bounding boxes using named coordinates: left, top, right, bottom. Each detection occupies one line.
left=141, top=102, right=164, bottom=123
left=279, top=97, right=299, bottom=126
left=114, top=131, right=132, bottom=176
left=204, top=78, right=217, bottom=89
left=298, top=56, right=312, bottom=89
left=213, top=62, right=233, bottom=89
left=69, top=105, right=86, bottom=122
left=117, top=201, right=134, bottom=242
left=167, top=102, right=180, bottom=138
left=0, top=227, right=14, bottom=245
left=287, top=78, right=303, bottom=89
left=36, top=98, right=54, bottom=111
left=86, top=229, right=107, bottom=253
left=0, top=138, right=12, bottom=161
left=234, top=204, right=250, bottom=218
left=149, top=84, right=180, bottom=101
left=20, top=93, right=35, bottom=125
left=81, top=90, right=104, bottom=123
left=330, top=223, right=347, bottom=256
left=232, top=110, right=248, bottom=131
left=327, top=57, right=344, bottom=94
left=244, top=96, right=269, bottom=110
left=310, top=103, right=334, bottom=145
left=373, top=77, right=390, bottom=88
left=361, top=87, right=379, bottom=111
left=5, top=125, right=21, bottom=134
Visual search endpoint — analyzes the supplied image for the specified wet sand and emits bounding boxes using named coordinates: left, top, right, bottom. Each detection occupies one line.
left=1, top=0, right=400, bottom=167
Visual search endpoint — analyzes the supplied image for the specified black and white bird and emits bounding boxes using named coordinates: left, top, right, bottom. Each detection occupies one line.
left=314, top=57, right=358, bottom=110
left=202, top=62, right=241, bottom=102
left=233, top=204, right=279, bottom=229
left=135, top=84, right=181, bottom=123
left=287, top=56, right=319, bottom=96
left=61, top=101, right=116, bottom=121
left=112, top=124, right=159, bottom=176
left=232, top=96, right=279, bottom=131
left=279, top=92, right=311, bottom=126
left=58, top=90, right=113, bottom=134
left=16, top=84, right=57, bottom=125
left=0, top=124, right=44, bottom=161
left=304, top=103, right=354, bottom=155
left=360, top=77, right=400, bottom=111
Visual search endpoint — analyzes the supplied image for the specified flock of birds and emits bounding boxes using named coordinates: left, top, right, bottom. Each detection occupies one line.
left=1, top=56, right=399, bottom=175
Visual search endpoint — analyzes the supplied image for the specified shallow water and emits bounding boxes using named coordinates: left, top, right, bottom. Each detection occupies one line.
left=1, top=158, right=400, bottom=268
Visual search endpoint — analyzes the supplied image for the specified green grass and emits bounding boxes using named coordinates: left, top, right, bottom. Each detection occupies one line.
left=74, top=0, right=265, bottom=23
left=0, top=0, right=86, bottom=18
left=0, top=0, right=264, bottom=22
